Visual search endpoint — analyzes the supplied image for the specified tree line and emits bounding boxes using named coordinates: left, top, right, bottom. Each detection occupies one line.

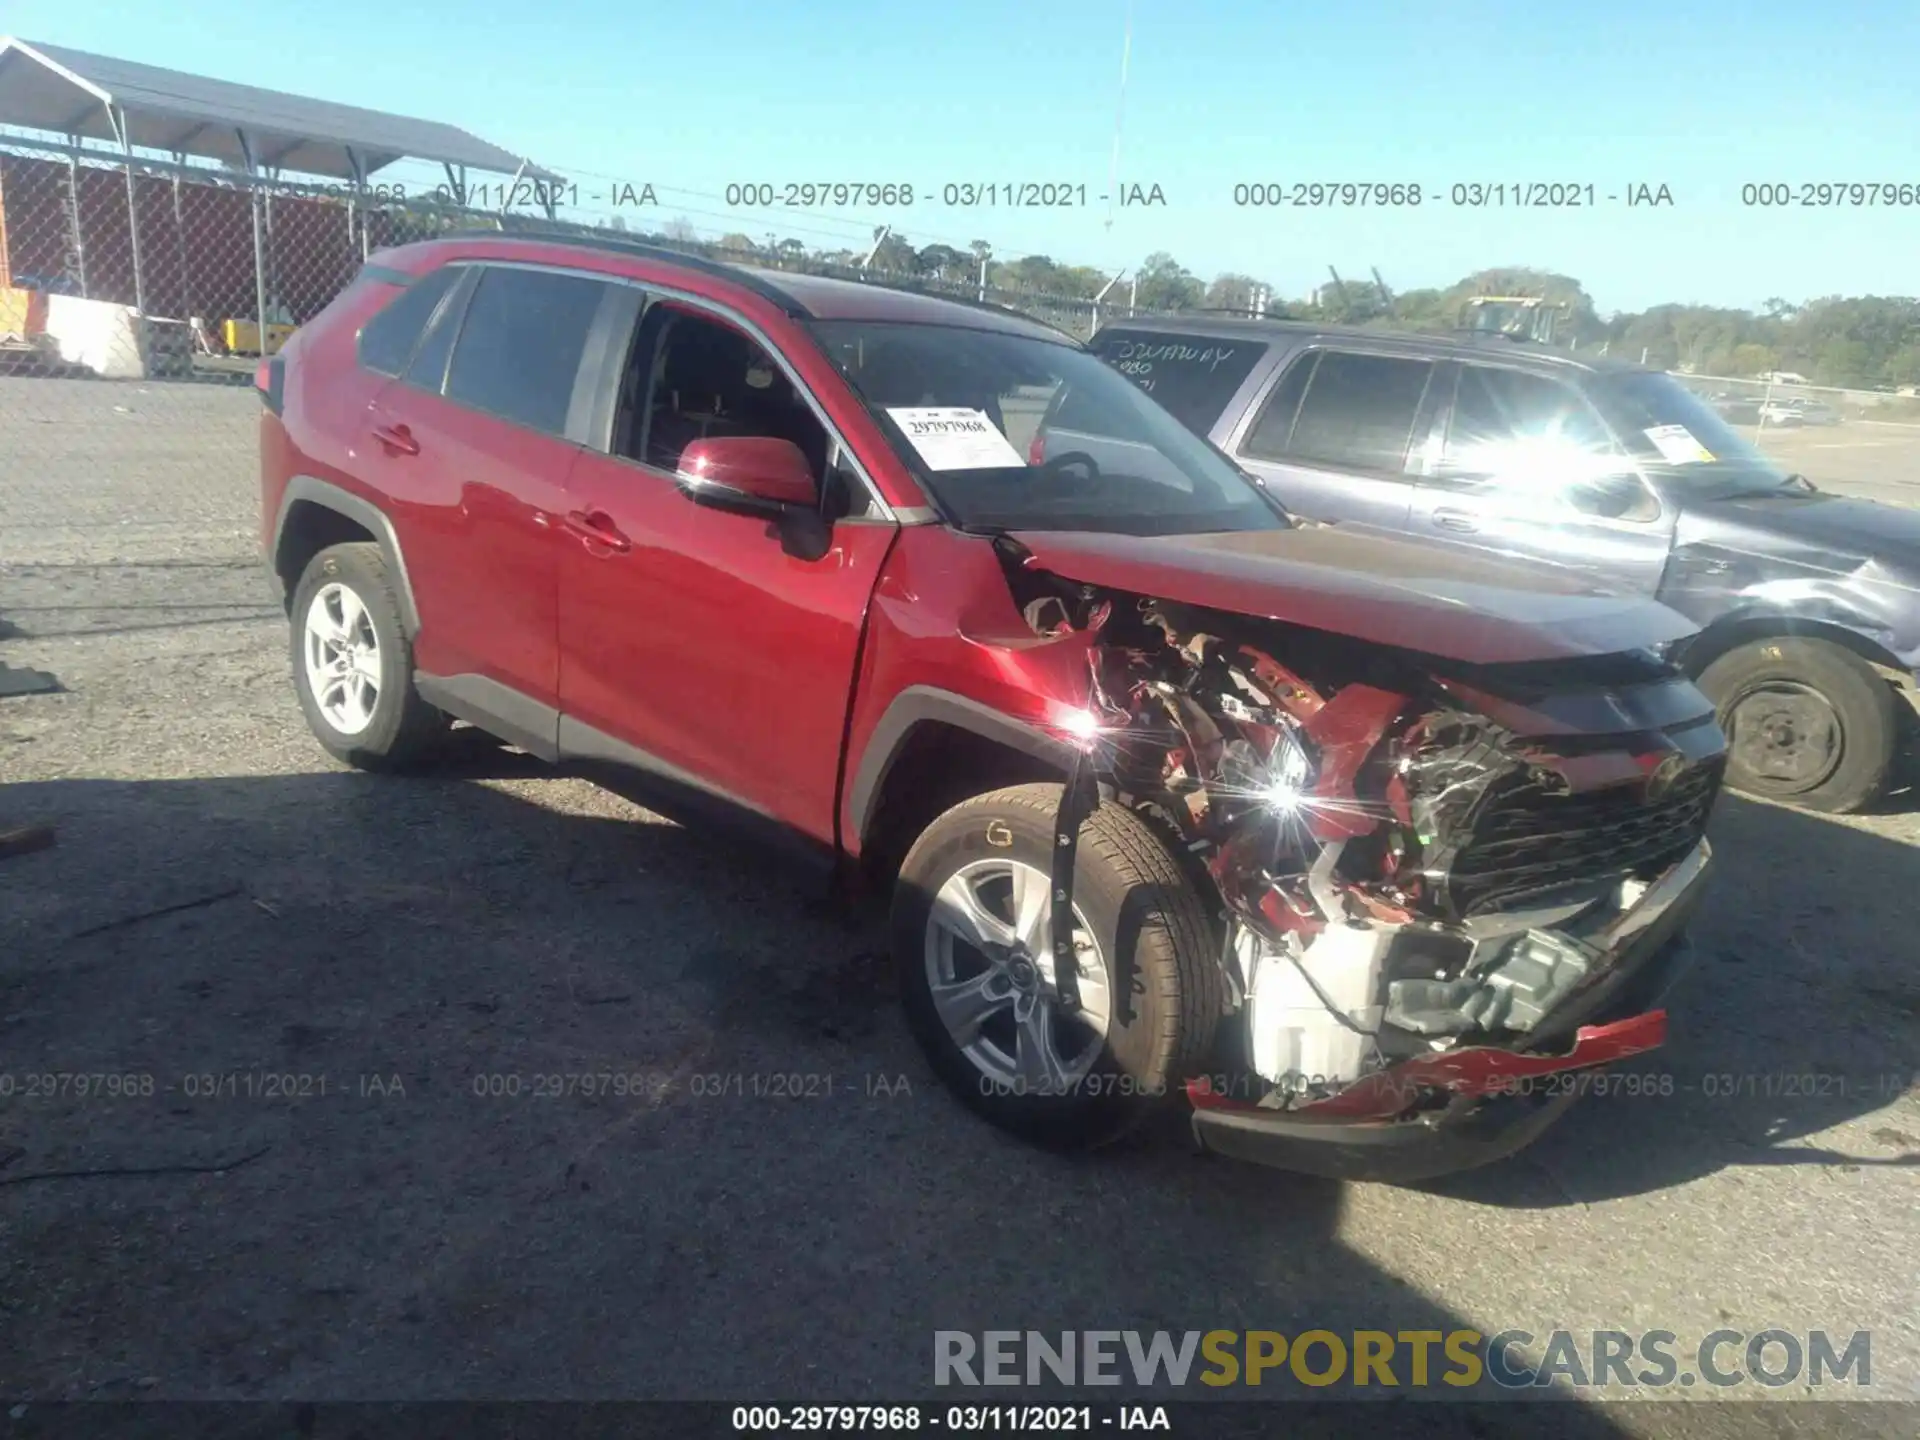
left=593, top=217, right=1920, bottom=391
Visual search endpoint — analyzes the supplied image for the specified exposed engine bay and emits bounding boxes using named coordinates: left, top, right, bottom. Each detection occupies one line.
left=1001, top=542, right=1725, bottom=1123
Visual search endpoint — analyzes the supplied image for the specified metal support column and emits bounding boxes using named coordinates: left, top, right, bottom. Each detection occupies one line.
left=498, top=158, right=527, bottom=219
left=344, top=147, right=369, bottom=263
left=263, top=167, right=278, bottom=324
left=1093, top=268, right=1126, bottom=337
left=237, top=130, right=268, bottom=356
left=64, top=136, right=88, bottom=298
left=108, top=104, right=146, bottom=313
left=170, top=152, right=192, bottom=323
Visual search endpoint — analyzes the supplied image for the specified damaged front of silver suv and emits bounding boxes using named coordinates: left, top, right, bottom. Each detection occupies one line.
left=1001, top=526, right=1725, bottom=1181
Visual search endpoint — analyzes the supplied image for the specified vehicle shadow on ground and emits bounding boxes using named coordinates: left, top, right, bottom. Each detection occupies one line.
left=0, top=768, right=1689, bottom=1430
left=1424, top=791, right=1920, bottom=1209
left=1877, top=702, right=1920, bottom=814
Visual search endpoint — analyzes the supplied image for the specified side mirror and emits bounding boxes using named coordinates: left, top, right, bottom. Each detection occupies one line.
left=675, top=437, right=817, bottom=514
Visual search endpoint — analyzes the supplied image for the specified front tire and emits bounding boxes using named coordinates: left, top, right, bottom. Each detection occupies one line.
left=289, top=542, right=447, bottom=771
left=1694, top=636, right=1896, bottom=814
left=892, top=782, right=1224, bottom=1150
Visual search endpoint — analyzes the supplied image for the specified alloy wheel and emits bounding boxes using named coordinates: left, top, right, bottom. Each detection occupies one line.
left=923, top=857, right=1111, bottom=1095
left=303, top=582, right=382, bottom=736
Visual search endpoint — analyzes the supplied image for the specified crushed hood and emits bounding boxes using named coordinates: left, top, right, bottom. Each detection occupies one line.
left=1009, top=525, right=1698, bottom=665
left=1664, top=491, right=1920, bottom=667
left=1677, top=490, right=1920, bottom=570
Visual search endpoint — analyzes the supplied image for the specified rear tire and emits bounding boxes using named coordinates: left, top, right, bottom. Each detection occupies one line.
left=289, top=542, right=448, bottom=771
left=892, top=782, right=1223, bottom=1151
left=1694, top=636, right=1896, bottom=814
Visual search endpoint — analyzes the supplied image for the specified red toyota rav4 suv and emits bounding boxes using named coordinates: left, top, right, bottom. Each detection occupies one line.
left=259, top=232, right=1724, bottom=1180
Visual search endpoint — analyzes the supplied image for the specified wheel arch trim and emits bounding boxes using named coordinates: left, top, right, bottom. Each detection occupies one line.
left=1676, top=607, right=1910, bottom=680
left=271, top=476, right=421, bottom=637
left=847, top=685, right=1077, bottom=851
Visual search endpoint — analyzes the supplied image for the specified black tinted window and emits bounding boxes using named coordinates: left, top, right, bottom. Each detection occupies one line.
left=446, top=268, right=608, bottom=435
left=356, top=266, right=463, bottom=376
left=623, top=307, right=831, bottom=485
left=1261, top=351, right=1433, bottom=473
left=401, top=270, right=469, bottom=393
left=1239, top=352, right=1317, bottom=459
left=1091, top=330, right=1267, bottom=433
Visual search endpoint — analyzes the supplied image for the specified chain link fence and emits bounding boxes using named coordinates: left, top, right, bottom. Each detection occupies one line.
left=0, top=139, right=1185, bottom=621
left=1670, top=372, right=1920, bottom=426
left=9, top=134, right=1920, bottom=633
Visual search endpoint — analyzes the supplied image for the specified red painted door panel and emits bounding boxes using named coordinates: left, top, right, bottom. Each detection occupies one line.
left=365, top=382, right=570, bottom=706
left=556, top=452, right=894, bottom=845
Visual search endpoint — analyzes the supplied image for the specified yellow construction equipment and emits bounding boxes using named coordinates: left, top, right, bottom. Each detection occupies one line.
left=222, top=318, right=297, bottom=356
left=1459, top=295, right=1571, bottom=344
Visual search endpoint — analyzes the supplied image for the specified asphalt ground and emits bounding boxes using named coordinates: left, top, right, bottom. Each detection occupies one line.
left=1755, top=420, right=1920, bottom=509
left=0, top=376, right=1916, bottom=1432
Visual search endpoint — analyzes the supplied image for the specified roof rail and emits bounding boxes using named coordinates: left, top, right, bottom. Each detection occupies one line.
left=438, top=225, right=810, bottom=316
left=437, top=224, right=1081, bottom=339
left=861, top=281, right=1081, bottom=342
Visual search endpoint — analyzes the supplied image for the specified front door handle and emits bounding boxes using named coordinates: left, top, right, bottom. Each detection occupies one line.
left=562, top=509, right=632, bottom=553
left=1431, top=507, right=1479, bottom=533
left=370, top=421, right=420, bottom=456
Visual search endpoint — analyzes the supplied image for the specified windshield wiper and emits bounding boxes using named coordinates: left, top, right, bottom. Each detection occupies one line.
left=1719, top=472, right=1818, bottom=500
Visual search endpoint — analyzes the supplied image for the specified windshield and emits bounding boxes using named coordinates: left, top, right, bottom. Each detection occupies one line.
left=808, top=319, right=1287, bottom=535
left=1585, top=371, right=1796, bottom=496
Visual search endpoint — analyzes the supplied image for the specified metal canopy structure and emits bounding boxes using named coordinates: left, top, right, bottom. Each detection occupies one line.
left=0, top=37, right=556, bottom=182
left=0, top=36, right=559, bottom=368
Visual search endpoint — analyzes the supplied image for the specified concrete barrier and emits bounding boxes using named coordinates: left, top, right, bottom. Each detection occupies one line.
left=41, top=293, right=148, bottom=378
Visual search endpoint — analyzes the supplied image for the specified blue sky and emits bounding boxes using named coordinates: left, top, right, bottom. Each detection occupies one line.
left=6, top=0, right=1918, bottom=313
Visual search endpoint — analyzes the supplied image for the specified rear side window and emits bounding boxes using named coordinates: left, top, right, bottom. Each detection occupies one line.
left=1245, top=350, right=1434, bottom=474
left=402, top=270, right=472, bottom=394
left=1090, top=329, right=1267, bottom=433
left=1238, top=352, right=1316, bottom=458
left=445, top=268, right=609, bottom=436
left=356, top=266, right=464, bottom=376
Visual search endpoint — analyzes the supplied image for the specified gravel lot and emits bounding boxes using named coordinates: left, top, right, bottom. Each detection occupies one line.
left=1, top=377, right=1917, bottom=1433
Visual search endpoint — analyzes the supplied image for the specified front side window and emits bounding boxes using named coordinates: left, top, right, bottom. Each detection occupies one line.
left=1244, top=350, right=1435, bottom=473
left=613, top=304, right=832, bottom=488
left=444, top=268, right=608, bottom=436
left=1440, top=365, right=1656, bottom=521
left=356, top=265, right=464, bottom=376
left=810, top=320, right=1285, bottom=536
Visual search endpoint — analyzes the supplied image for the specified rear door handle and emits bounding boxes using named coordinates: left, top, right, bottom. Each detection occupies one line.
left=562, top=509, right=632, bottom=553
left=1431, top=507, right=1479, bottom=533
left=370, top=421, right=419, bottom=456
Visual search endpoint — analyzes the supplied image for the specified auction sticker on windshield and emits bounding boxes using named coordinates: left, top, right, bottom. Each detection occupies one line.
left=887, top=407, right=1027, bottom=470
left=1643, top=424, right=1716, bottom=464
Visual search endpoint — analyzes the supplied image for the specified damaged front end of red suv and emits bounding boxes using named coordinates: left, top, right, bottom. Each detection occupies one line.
left=998, top=530, right=1724, bottom=1180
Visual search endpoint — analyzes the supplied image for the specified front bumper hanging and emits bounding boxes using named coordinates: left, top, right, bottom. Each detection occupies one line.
left=1187, top=839, right=1714, bottom=1182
